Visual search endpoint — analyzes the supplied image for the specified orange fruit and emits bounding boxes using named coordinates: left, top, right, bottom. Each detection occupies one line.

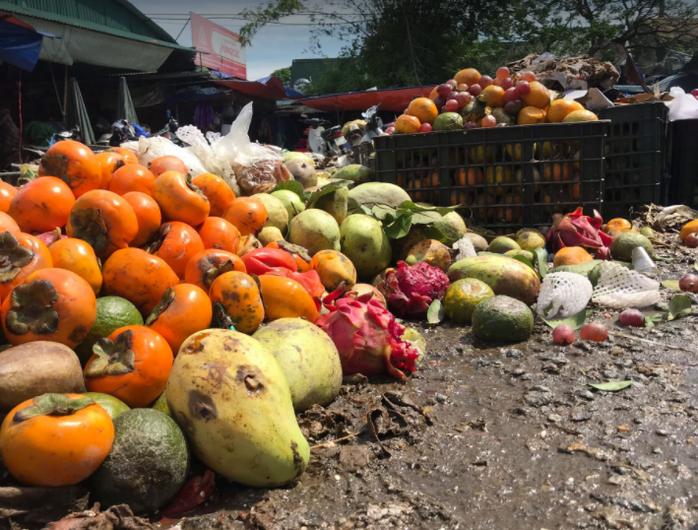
left=454, top=68, right=481, bottom=87
left=395, top=114, right=421, bottom=134
left=521, top=81, right=551, bottom=109
left=480, top=85, right=506, bottom=107
left=407, top=97, right=438, bottom=124
left=517, top=106, right=547, bottom=125
left=603, top=218, right=632, bottom=236
left=563, top=110, right=598, bottom=122
left=552, top=246, right=594, bottom=267
left=547, top=99, right=585, bottom=123
left=680, top=219, right=698, bottom=242
left=428, top=86, right=439, bottom=100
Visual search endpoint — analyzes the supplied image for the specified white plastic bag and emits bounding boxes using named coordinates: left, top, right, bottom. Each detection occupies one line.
left=176, top=125, right=239, bottom=196
left=666, top=87, right=698, bottom=121
left=121, top=136, right=208, bottom=176
left=209, top=102, right=290, bottom=195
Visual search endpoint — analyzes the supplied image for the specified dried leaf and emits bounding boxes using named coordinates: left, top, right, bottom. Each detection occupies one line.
left=661, top=280, right=681, bottom=291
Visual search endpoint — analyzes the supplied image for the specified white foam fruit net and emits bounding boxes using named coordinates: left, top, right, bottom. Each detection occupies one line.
left=452, top=236, right=477, bottom=262
left=591, top=262, right=660, bottom=309
left=537, top=272, right=593, bottom=320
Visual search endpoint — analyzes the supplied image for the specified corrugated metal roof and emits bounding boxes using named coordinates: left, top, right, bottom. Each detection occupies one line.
left=0, top=0, right=194, bottom=52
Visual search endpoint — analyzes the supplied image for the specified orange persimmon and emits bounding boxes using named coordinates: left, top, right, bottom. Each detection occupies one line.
left=149, top=155, right=188, bottom=176
left=38, top=140, right=101, bottom=198
left=222, top=197, right=267, bottom=236
left=145, top=222, right=204, bottom=280
left=146, top=284, right=213, bottom=354
left=183, top=249, right=246, bottom=293
left=0, top=182, right=17, bottom=213
left=49, top=238, right=103, bottom=295
left=95, top=151, right=126, bottom=189
left=122, top=192, right=162, bottom=247
left=192, top=173, right=235, bottom=217
left=84, top=326, right=173, bottom=408
left=66, top=190, right=138, bottom=259
left=0, top=393, right=114, bottom=486
left=196, top=216, right=240, bottom=253
left=102, top=248, right=179, bottom=316
left=1, top=268, right=97, bottom=347
left=257, top=275, right=318, bottom=322
left=8, top=177, right=75, bottom=233
left=267, top=241, right=313, bottom=272
left=108, top=164, right=157, bottom=196
left=109, top=147, right=138, bottom=165
left=0, top=232, right=53, bottom=303
left=152, top=171, right=210, bottom=226
left=209, top=271, right=264, bottom=334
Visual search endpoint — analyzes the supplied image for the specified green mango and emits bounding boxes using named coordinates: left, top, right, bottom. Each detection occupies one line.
left=340, top=214, right=392, bottom=279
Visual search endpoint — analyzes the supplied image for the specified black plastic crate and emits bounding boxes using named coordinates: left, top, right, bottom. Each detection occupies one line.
left=597, top=102, right=669, bottom=219
left=669, top=119, right=698, bottom=209
left=374, top=121, right=606, bottom=233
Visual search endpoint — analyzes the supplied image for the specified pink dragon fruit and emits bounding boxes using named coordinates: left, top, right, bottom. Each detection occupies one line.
left=379, top=261, right=450, bottom=318
left=315, top=289, right=419, bottom=379
left=546, top=207, right=613, bottom=257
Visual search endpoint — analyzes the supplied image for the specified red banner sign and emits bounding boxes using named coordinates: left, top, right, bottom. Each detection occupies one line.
left=190, top=12, right=246, bottom=79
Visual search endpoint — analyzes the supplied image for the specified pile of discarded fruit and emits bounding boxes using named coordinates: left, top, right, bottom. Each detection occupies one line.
left=0, top=140, right=696, bottom=520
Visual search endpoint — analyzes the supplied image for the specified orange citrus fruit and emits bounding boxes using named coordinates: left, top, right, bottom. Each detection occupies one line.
left=563, top=110, right=598, bottom=122
left=454, top=68, right=481, bottom=87
left=517, top=106, right=547, bottom=125
left=680, top=219, right=698, bottom=242
left=547, top=99, right=585, bottom=123
left=480, top=85, right=506, bottom=107
left=407, top=97, right=439, bottom=124
left=395, top=114, right=421, bottom=134
left=521, top=81, right=551, bottom=109
left=553, top=246, right=594, bottom=267
left=603, top=218, right=632, bottom=236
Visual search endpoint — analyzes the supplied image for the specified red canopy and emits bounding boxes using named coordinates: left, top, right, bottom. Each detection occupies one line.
left=299, top=85, right=437, bottom=112
left=214, top=77, right=303, bottom=101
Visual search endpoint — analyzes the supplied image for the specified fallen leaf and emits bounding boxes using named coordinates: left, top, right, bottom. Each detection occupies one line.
left=661, top=280, right=681, bottom=291
left=588, top=381, right=633, bottom=392
left=667, top=294, right=692, bottom=321
left=543, top=309, right=586, bottom=330
left=427, top=299, right=444, bottom=324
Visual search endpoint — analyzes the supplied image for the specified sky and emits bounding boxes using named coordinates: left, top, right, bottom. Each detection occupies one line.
left=129, top=0, right=346, bottom=80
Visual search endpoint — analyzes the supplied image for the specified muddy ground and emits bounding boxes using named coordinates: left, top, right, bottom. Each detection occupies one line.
left=2, top=240, right=698, bottom=530
left=170, top=242, right=698, bottom=530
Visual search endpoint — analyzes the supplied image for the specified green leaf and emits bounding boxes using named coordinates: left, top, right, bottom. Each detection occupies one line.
left=549, top=260, right=604, bottom=278
left=667, top=294, right=692, bottom=321
left=427, top=300, right=444, bottom=324
left=644, top=313, right=663, bottom=328
left=511, top=254, right=535, bottom=271
left=360, top=205, right=373, bottom=216
left=661, top=280, right=681, bottom=291
left=588, top=381, right=633, bottom=392
left=534, top=248, right=549, bottom=278
left=384, top=213, right=413, bottom=239
left=372, top=204, right=397, bottom=221
left=270, top=180, right=306, bottom=202
left=306, top=184, right=348, bottom=209
left=542, top=309, right=586, bottom=330
left=396, top=201, right=459, bottom=217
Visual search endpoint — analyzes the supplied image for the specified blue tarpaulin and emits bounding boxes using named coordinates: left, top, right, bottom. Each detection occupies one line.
left=0, top=16, right=44, bottom=71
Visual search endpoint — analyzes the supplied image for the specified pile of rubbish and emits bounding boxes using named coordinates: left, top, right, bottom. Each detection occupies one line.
left=0, top=98, right=695, bottom=525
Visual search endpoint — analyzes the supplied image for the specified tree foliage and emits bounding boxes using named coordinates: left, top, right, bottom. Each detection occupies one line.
left=271, top=66, right=292, bottom=85
left=241, top=0, right=698, bottom=94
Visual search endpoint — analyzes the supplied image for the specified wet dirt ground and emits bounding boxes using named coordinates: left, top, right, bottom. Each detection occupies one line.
left=172, top=243, right=698, bottom=530
left=2, top=239, right=698, bottom=530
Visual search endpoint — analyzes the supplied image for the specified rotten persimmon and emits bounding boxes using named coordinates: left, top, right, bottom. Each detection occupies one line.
left=183, top=249, right=246, bottom=293
left=208, top=271, right=264, bottom=334
left=0, top=232, right=53, bottom=303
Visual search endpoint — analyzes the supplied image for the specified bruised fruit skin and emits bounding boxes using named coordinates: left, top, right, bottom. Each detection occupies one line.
left=405, top=239, right=452, bottom=272
left=208, top=271, right=264, bottom=334
left=311, top=249, right=357, bottom=292
left=0, top=232, right=53, bottom=303
left=184, top=249, right=246, bottom=293
left=2, top=268, right=96, bottom=348
left=257, top=275, right=319, bottom=323
left=166, top=329, right=310, bottom=487
left=316, top=288, right=419, bottom=379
